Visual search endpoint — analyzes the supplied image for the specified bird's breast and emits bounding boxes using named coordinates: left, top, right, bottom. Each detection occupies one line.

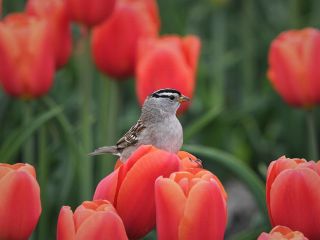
left=141, top=116, right=183, bottom=153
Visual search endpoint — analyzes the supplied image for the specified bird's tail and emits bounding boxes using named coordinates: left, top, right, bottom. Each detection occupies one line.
left=88, top=146, right=119, bottom=156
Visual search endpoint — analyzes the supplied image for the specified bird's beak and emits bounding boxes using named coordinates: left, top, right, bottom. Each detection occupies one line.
left=178, top=95, right=190, bottom=103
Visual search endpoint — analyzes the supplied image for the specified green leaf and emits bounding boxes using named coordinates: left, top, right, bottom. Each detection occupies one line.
left=182, top=144, right=270, bottom=226
left=0, top=106, right=62, bottom=163
left=184, top=105, right=222, bottom=142
left=43, top=97, right=81, bottom=202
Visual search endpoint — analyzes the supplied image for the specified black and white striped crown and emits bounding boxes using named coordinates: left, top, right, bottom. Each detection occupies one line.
left=150, top=88, right=182, bottom=99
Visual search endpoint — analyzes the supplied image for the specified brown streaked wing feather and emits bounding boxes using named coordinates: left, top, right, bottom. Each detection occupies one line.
left=116, top=119, right=146, bottom=150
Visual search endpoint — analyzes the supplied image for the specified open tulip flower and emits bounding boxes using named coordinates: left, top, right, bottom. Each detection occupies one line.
left=155, top=169, right=227, bottom=240
left=268, top=28, right=320, bottom=108
left=93, top=145, right=180, bottom=239
left=266, top=156, right=320, bottom=240
left=136, top=35, right=201, bottom=113
left=26, top=0, right=72, bottom=69
left=258, top=225, right=309, bottom=240
left=65, top=0, right=116, bottom=27
left=0, top=163, right=41, bottom=240
left=0, top=13, right=55, bottom=98
left=57, top=200, right=128, bottom=240
left=91, top=0, right=159, bottom=79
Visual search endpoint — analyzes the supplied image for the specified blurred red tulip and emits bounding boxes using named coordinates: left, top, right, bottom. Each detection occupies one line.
left=65, top=0, right=116, bottom=27
left=266, top=156, right=320, bottom=240
left=258, top=225, right=309, bottom=240
left=0, top=13, right=55, bottom=98
left=155, top=170, right=227, bottom=240
left=268, top=28, right=320, bottom=108
left=91, top=0, right=159, bottom=79
left=136, top=35, right=201, bottom=113
left=26, top=0, right=72, bottom=68
left=0, top=163, right=41, bottom=240
left=93, top=145, right=180, bottom=239
left=57, top=200, right=128, bottom=240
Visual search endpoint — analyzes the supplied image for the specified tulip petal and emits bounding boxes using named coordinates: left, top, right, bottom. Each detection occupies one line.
left=93, top=168, right=119, bottom=203
left=26, top=0, right=72, bottom=68
left=57, top=206, right=76, bottom=240
left=270, top=168, right=320, bottom=239
left=76, top=211, right=128, bottom=240
left=91, top=2, right=158, bottom=79
left=181, top=36, right=201, bottom=74
left=136, top=39, right=195, bottom=111
left=0, top=13, right=55, bottom=98
left=179, top=180, right=227, bottom=240
left=266, top=157, right=305, bottom=225
left=155, top=177, right=186, bottom=240
left=0, top=170, right=41, bottom=239
left=116, top=150, right=180, bottom=238
left=268, top=28, right=320, bottom=107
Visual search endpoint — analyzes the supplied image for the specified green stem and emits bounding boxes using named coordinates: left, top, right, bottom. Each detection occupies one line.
left=22, top=101, right=34, bottom=164
left=38, top=125, right=47, bottom=240
left=290, top=0, right=301, bottom=28
left=240, top=0, right=255, bottom=103
left=97, top=76, right=119, bottom=179
left=210, top=8, right=226, bottom=108
left=307, top=109, right=318, bottom=160
left=76, top=32, right=93, bottom=200
left=0, top=105, right=62, bottom=164
left=43, top=97, right=80, bottom=202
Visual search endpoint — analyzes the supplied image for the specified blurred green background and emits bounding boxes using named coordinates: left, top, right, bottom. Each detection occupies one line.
left=1, top=0, right=320, bottom=239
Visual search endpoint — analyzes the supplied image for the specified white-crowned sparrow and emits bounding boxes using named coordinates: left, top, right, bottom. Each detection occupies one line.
left=89, top=88, right=190, bottom=162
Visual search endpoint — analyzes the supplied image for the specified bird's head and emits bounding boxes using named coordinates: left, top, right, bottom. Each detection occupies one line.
left=143, top=88, right=190, bottom=115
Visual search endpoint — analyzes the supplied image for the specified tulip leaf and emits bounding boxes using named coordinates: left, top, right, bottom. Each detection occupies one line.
left=184, top=105, right=222, bottom=142
left=42, top=97, right=81, bottom=202
left=183, top=144, right=270, bottom=227
left=0, top=106, right=62, bottom=163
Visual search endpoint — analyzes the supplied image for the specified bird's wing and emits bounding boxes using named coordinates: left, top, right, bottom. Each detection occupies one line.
left=116, top=119, right=146, bottom=150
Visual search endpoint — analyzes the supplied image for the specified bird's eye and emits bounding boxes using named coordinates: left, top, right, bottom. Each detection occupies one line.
left=169, top=96, right=175, bottom=100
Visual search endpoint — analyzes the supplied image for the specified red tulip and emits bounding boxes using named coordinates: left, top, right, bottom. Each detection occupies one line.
left=26, top=0, right=72, bottom=68
left=155, top=169, right=227, bottom=240
left=93, top=145, right=180, bottom=239
left=65, top=0, right=116, bottom=27
left=258, top=226, right=309, bottom=240
left=0, top=13, right=55, bottom=98
left=266, top=156, right=320, bottom=240
left=91, top=0, right=159, bottom=79
left=0, top=163, right=41, bottom=240
left=177, top=150, right=203, bottom=173
left=136, top=35, right=201, bottom=113
left=57, top=200, right=128, bottom=240
left=268, top=28, right=320, bottom=108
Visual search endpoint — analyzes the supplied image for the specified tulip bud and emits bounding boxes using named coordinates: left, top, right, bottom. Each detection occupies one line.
left=155, top=170, right=227, bottom=240
left=136, top=35, right=201, bottom=113
left=65, top=0, right=116, bottom=27
left=258, top=226, right=309, bottom=240
left=0, top=163, right=41, bottom=240
left=26, top=0, right=72, bottom=69
left=266, top=156, right=320, bottom=239
left=57, top=200, right=128, bottom=240
left=268, top=28, right=320, bottom=108
left=94, top=145, right=180, bottom=239
left=0, top=13, right=55, bottom=99
left=91, top=0, right=159, bottom=79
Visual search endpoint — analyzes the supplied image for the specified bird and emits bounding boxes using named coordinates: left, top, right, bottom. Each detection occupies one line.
left=88, top=88, right=190, bottom=162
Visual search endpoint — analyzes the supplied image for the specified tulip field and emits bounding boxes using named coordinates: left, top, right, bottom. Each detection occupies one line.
left=1, top=0, right=320, bottom=239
